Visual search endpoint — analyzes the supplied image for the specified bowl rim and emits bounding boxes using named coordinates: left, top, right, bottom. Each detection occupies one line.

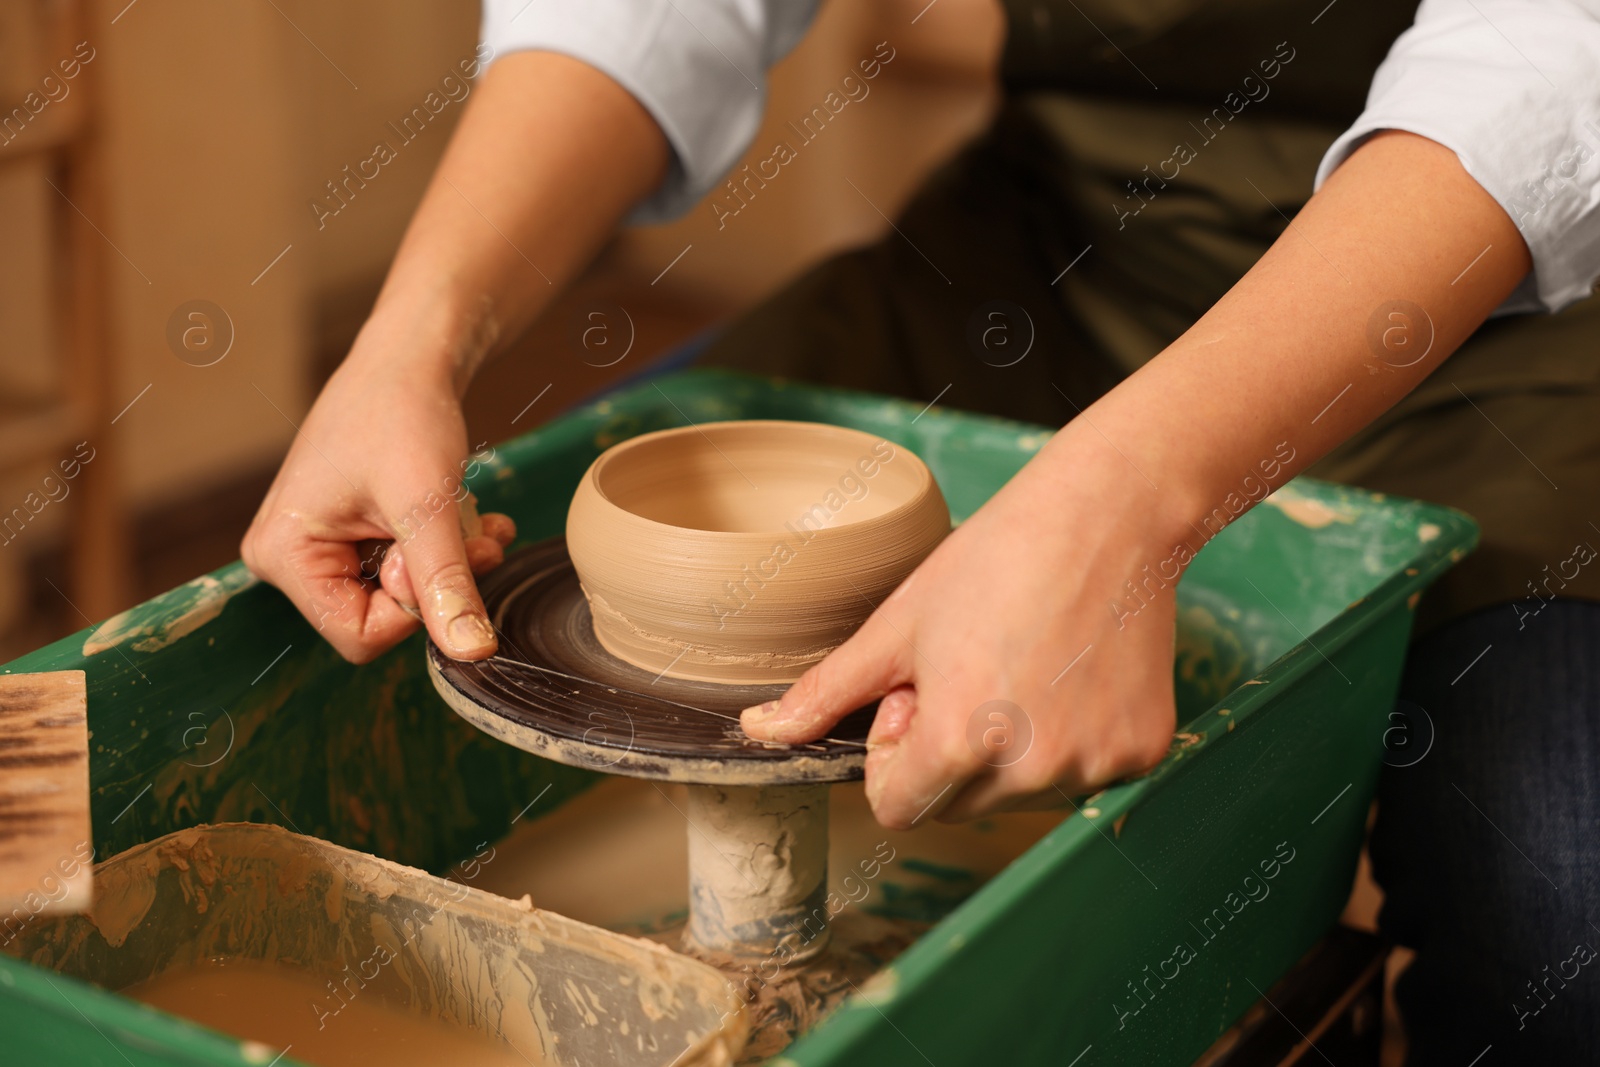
left=577, top=418, right=942, bottom=542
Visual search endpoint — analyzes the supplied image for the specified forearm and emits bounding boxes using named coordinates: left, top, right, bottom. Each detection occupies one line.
left=348, top=51, right=670, bottom=396
left=1042, top=131, right=1532, bottom=546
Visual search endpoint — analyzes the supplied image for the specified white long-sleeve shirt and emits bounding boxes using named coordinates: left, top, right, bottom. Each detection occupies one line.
left=481, top=0, right=1600, bottom=314
left=1314, top=0, right=1600, bottom=313
left=479, top=0, right=819, bottom=225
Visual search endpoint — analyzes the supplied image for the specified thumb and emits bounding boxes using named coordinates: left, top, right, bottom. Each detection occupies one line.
left=741, top=621, right=909, bottom=743
left=393, top=496, right=497, bottom=660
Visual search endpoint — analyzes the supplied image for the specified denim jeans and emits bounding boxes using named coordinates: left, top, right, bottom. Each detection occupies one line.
left=1374, top=599, right=1600, bottom=1064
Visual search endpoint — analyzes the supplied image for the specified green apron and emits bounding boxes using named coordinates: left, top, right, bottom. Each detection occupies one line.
left=701, top=0, right=1600, bottom=630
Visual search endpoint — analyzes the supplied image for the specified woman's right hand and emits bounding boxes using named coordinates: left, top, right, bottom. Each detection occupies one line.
left=241, top=49, right=674, bottom=663
left=241, top=316, right=515, bottom=665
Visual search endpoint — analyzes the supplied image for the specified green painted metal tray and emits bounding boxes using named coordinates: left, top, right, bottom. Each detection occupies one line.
left=0, top=369, right=1475, bottom=1066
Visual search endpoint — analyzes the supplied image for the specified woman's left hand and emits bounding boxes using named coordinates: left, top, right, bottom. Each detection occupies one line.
left=740, top=129, right=1539, bottom=829
left=740, top=426, right=1183, bottom=829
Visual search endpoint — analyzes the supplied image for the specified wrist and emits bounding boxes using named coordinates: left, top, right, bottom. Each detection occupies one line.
left=344, top=273, right=501, bottom=399
left=1031, top=414, right=1200, bottom=556
left=1007, top=429, right=1196, bottom=635
left=1032, top=387, right=1293, bottom=575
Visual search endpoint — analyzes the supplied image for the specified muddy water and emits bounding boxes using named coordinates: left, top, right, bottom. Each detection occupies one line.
left=125, top=958, right=537, bottom=1067
left=113, top=781, right=1066, bottom=1067
left=465, top=776, right=1067, bottom=1063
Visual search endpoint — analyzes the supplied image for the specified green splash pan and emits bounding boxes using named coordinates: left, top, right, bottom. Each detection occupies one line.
left=0, top=369, right=1473, bottom=1066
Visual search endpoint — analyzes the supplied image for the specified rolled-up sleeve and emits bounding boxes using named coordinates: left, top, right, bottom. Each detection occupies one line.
left=480, top=0, right=820, bottom=223
left=1315, top=0, right=1600, bottom=314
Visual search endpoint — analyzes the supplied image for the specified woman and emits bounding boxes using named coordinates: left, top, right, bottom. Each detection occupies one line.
left=242, top=1, right=1600, bottom=1059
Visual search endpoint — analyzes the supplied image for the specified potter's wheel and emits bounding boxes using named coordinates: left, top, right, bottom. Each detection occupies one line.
left=427, top=537, right=873, bottom=786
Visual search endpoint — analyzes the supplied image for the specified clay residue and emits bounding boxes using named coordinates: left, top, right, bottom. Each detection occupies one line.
left=433, top=666, right=866, bottom=785
left=1262, top=488, right=1355, bottom=530
left=1173, top=605, right=1251, bottom=708
left=10, top=823, right=746, bottom=1067
left=86, top=847, right=162, bottom=948
left=467, top=777, right=1067, bottom=1063
left=730, top=911, right=916, bottom=1064
left=685, top=784, right=830, bottom=964
left=84, top=569, right=258, bottom=656
left=583, top=589, right=841, bottom=684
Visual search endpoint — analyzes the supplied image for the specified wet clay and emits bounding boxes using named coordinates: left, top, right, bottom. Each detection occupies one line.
left=470, top=777, right=1068, bottom=1062
left=125, top=958, right=535, bottom=1067
left=567, top=421, right=949, bottom=684
left=1263, top=487, right=1352, bottom=529
left=684, top=784, right=830, bottom=964
left=5, top=824, right=747, bottom=1067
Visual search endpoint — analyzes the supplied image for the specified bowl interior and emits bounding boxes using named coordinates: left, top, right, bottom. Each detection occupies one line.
left=594, top=422, right=924, bottom=534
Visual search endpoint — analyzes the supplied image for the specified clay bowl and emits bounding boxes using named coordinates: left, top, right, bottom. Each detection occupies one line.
left=566, top=420, right=950, bottom=685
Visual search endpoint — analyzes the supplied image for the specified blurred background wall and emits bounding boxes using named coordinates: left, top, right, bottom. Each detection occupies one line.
left=0, top=0, right=999, bottom=661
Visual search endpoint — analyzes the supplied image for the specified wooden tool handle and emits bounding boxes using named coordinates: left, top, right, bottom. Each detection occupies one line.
left=0, top=669, right=93, bottom=918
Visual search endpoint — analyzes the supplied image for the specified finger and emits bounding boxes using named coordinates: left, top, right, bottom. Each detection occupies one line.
left=865, top=691, right=990, bottom=829
left=458, top=493, right=485, bottom=538
left=863, top=741, right=904, bottom=812
left=480, top=512, right=517, bottom=546
left=380, top=545, right=417, bottom=610
left=869, top=742, right=974, bottom=830
left=741, top=620, right=911, bottom=743
left=1000, top=790, right=1080, bottom=814
left=464, top=535, right=506, bottom=573
left=855, top=685, right=918, bottom=813
left=249, top=533, right=419, bottom=663
left=936, top=770, right=1032, bottom=824
left=935, top=739, right=1099, bottom=823
left=354, top=539, right=390, bottom=584
left=392, top=496, right=497, bottom=660
left=382, top=534, right=505, bottom=603
left=866, top=685, right=917, bottom=748
left=931, top=699, right=1056, bottom=822
left=351, top=588, right=425, bottom=659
